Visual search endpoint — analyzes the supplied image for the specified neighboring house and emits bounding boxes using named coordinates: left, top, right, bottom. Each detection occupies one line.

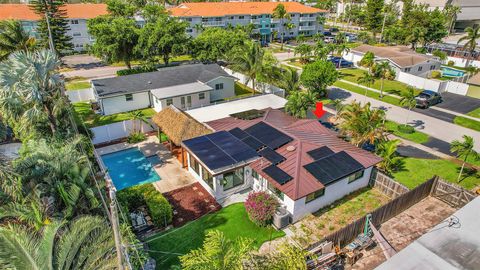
left=181, top=108, right=381, bottom=223
left=0, top=4, right=107, bottom=52
left=345, top=44, right=442, bottom=78
left=168, top=2, right=327, bottom=42
left=91, top=63, right=236, bottom=115
left=416, top=0, right=480, bottom=31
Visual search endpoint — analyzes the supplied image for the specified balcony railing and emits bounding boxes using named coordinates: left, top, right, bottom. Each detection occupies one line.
left=202, top=21, right=225, bottom=27
left=299, top=17, right=316, bottom=22
left=299, top=25, right=316, bottom=31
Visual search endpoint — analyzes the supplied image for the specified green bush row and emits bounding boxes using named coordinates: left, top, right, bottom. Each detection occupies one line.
left=117, top=66, right=157, bottom=76
left=117, top=183, right=173, bottom=227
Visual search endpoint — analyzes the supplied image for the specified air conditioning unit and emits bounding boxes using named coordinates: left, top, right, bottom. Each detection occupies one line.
left=273, top=207, right=290, bottom=229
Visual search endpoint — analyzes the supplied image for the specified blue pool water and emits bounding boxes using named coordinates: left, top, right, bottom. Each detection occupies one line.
left=101, top=147, right=161, bottom=190
left=441, top=67, right=465, bottom=77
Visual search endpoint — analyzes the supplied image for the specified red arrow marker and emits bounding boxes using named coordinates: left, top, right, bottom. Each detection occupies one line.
left=312, top=102, right=325, bottom=119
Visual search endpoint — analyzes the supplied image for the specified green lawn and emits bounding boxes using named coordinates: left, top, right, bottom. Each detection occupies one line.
left=234, top=81, right=256, bottom=96
left=393, top=157, right=480, bottom=190
left=65, top=80, right=91, bottom=91
left=146, top=203, right=285, bottom=269
left=333, top=81, right=402, bottom=106
left=385, top=120, right=430, bottom=144
left=467, top=107, right=480, bottom=119
left=73, top=102, right=155, bottom=128
left=453, top=116, right=480, bottom=131
left=339, top=68, right=420, bottom=96
left=466, top=85, right=480, bottom=99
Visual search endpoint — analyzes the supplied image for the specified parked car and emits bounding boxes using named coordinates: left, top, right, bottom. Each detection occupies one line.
left=415, top=90, right=442, bottom=108
left=324, top=36, right=335, bottom=43
left=329, top=27, right=339, bottom=33
left=323, top=31, right=332, bottom=36
left=328, top=56, right=354, bottom=68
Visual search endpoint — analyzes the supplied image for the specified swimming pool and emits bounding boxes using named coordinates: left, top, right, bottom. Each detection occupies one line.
left=441, top=67, right=465, bottom=77
left=101, top=147, right=161, bottom=190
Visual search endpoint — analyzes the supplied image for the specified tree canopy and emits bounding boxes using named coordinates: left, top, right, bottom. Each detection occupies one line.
left=300, top=60, right=338, bottom=97
left=190, top=27, right=249, bottom=62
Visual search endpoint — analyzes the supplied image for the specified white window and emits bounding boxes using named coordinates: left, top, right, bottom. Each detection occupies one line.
left=187, top=95, right=192, bottom=107
left=239, top=15, right=245, bottom=19
left=347, top=170, right=364, bottom=183
left=267, top=181, right=284, bottom=200
left=125, top=94, right=133, bottom=101
left=166, top=98, right=173, bottom=106
left=305, top=189, right=325, bottom=204
left=404, top=67, right=411, bottom=72
left=73, top=32, right=81, bottom=37
left=71, top=19, right=79, bottom=24
left=199, top=93, right=205, bottom=100
left=418, top=66, right=423, bottom=72
left=181, top=96, right=186, bottom=109
left=215, top=83, right=224, bottom=90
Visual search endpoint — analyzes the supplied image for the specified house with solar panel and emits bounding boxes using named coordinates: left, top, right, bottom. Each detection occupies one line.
left=91, top=63, right=236, bottom=115
left=181, top=108, right=382, bottom=223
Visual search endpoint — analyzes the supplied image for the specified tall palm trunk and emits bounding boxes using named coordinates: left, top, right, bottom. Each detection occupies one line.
left=44, top=104, right=57, bottom=134
left=280, top=19, right=284, bottom=50
left=457, top=153, right=469, bottom=182
left=380, top=78, right=384, bottom=98
left=405, top=108, right=411, bottom=125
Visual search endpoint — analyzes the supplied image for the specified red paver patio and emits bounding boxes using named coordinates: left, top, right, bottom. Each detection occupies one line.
left=163, top=182, right=221, bottom=227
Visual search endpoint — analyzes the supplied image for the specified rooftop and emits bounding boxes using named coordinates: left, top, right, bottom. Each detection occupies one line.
left=200, top=108, right=381, bottom=200
left=352, top=44, right=438, bottom=68
left=92, top=63, right=234, bottom=98
left=168, top=2, right=325, bottom=17
left=0, top=4, right=107, bottom=21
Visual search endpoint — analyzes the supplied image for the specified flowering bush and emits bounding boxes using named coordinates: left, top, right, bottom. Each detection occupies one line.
left=244, top=191, right=279, bottom=227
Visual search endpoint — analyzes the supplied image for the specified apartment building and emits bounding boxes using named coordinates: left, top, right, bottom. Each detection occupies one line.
left=0, top=4, right=107, bottom=52
left=168, top=2, right=327, bottom=42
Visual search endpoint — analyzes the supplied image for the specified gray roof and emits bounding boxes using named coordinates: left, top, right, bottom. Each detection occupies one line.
left=150, top=82, right=213, bottom=99
left=92, top=63, right=234, bottom=97
left=376, top=197, right=480, bottom=270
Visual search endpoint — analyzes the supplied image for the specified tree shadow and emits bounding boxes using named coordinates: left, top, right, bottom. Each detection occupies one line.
left=408, top=119, right=425, bottom=129
left=457, top=167, right=479, bottom=183
left=327, top=88, right=352, bottom=100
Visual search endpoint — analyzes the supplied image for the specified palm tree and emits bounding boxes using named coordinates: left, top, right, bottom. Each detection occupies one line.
left=294, top=43, right=313, bottom=64
left=444, top=4, right=461, bottom=35
left=359, top=51, right=375, bottom=70
left=0, top=156, right=21, bottom=201
left=285, top=90, right=318, bottom=119
left=450, top=135, right=479, bottom=182
left=373, top=61, right=395, bottom=98
left=335, top=42, right=350, bottom=68
left=0, top=216, right=117, bottom=269
left=0, top=50, right=67, bottom=136
left=0, top=194, right=51, bottom=231
left=399, top=86, right=417, bottom=126
left=280, top=67, right=301, bottom=94
left=193, top=23, right=204, bottom=35
left=128, top=110, right=152, bottom=133
left=272, top=4, right=291, bottom=50
left=458, top=26, right=480, bottom=66
left=376, top=139, right=402, bottom=175
left=331, top=98, right=345, bottom=118
left=0, top=20, right=37, bottom=60
left=229, top=42, right=267, bottom=92
left=180, top=230, right=253, bottom=270
left=358, top=71, right=376, bottom=102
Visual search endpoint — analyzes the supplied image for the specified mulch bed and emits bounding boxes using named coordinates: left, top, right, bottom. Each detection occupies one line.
left=163, top=182, right=221, bottom=227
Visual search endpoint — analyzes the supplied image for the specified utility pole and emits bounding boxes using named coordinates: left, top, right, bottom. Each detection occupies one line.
left=109, top=188, right=125, bottom=270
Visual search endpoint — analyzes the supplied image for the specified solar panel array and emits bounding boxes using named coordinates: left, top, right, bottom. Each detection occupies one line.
left=304, top=151, right=364, bottom=186
left=244, top=122, right=293, bottom=150
left=183, top=131, right=258, bottom=171
left=258, top=147, right=285, bottom=164
left=263, top=165, right=292, bottom=185
left=307, top=146, right=335, bottom=160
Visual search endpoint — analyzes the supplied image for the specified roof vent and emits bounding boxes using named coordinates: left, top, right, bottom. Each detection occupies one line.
left=286, top=145, right=296, bottom=152
left=148, top=81, right=152, bottom=84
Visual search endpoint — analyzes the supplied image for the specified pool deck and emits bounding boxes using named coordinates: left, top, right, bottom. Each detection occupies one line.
left=96, top=136, right=197, bottom=193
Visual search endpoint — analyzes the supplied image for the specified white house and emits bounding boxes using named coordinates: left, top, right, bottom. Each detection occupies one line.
left=168, top=2, right=327, bottom=42
left=91, top=63, right=236, bottom=115
left=345, top=44, right=442, bottom=78
left=0, top=4, right=108, bottom=52
left=181, top=108, right=382, bottom=223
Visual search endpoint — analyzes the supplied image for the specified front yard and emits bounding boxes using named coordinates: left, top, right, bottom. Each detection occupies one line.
left=146, top=203, right=285, bottom=269
left=289, top=188, right=390, bottom=247
left=73, top=102, right=155, bottom=128
left=65, top=76, right=90, bottom=91
left=333, top=80, right=402, bottom=106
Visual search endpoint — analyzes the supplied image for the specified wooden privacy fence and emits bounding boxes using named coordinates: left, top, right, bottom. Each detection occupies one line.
left=370, top=169, right=410, bottom=199
left=431, top=177, right=477, bottom=208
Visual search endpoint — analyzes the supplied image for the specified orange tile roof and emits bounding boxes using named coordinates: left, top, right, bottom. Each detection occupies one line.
left=169, top=2, right=326, bottom=17
left=0, top=4, right=107, bottom=21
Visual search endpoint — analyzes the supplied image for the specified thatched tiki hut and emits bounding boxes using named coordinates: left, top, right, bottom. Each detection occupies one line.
left=152, top=106, right=212, bottom=167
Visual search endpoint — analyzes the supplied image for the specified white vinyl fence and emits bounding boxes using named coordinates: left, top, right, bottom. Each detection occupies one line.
left=397, top=71, right=470, bottom=95
left=90, top=119, right=155, bottom=145
left=444, top=56, right=480, bottom=68
left=222, top=67, right=285, bottom=97
left=67, top=88, right=95, bottom=103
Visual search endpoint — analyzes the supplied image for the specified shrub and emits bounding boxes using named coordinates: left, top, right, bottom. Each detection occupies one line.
left=447, top=60, right=454, bottom=66
left=431, top=70, right=441, bottom=79
left=117, top=65, right=157, bottom=76
left=397, top=124, right=415, bottom=134
left=244, top=191, right=278, bottom=227
left=127, top=131, right=146, bottom=143
left=432, top=49, right=447, bottom=61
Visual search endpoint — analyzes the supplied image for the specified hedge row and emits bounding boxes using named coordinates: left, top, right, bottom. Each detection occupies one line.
left=117, top=183, right=173, bottom=227
left=117, top=66, right=157, bottom=76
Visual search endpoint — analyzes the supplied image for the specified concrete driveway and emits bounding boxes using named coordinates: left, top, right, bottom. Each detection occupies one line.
left=434, top=92, right=480, bottom=114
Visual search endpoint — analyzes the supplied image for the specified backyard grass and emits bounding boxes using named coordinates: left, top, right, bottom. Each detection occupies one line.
left=339, top=68, right=420, bottom=96
left=467, top=107, right=480, bottom=119
left=146, top=203, right=285, bottom=269
left=290, top=188, right=389, bottom=247
left=234, top=81, right=256, bottom=96
left=466, top=85, right=480, bottom=99
left=453, top=116, right=480, bottom=131
left=392, top=157, right=480, bottom=190
left=73, top=102, right=155, bottom=128
left=385, top=120, right=430, bottom=144
left=333, top=80, right=402, bottom=106
left=65, top=80, right=91, bottom=91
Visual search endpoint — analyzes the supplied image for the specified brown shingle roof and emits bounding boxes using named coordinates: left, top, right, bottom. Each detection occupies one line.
left=352, top=44, right=437, bottom=68
left=206, top=109, right=382, bottom=200
left=168, top=2, right=325, bottom=17
left=0, top=4, right=107, bottom=21
left=152, top=106, right=213, bottom=146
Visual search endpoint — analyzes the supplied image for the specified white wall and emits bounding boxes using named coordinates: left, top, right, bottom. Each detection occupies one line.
left=67, top=88, right=95, bottom=103
left=221, top=67, right=285, bottom=97
left=152, top=91, right=211, bottom=112
left=90, top=119, right=154, bottom=145
left=445, top=56, right=480, bottom=68
left=67, top=19, right=92, bottom=52
left=344, top=51, right=364, bottom=66
left=446, top=81, right=470, bottom=95
left=397, top=71, right=446, bottom=92
left=206, top=77, right=235, bottom=102
left=101, top=92, right=151, bottom=115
